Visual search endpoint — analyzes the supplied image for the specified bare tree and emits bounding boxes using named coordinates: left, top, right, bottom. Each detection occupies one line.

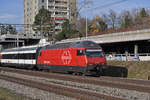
left=74, top=0, right=93, bottom=37
left=102, top=13, right=109, bottom=26
left=108, top=9, right=117, bottom=29
left=131, top=8, right=139, bottom=18
left=77, top=17, right=86, bottom=36
left=78, top=0, right=93, bottom=13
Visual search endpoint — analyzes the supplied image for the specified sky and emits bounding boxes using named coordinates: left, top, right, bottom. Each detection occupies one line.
left=0, top=0, right=150, bottom=24
left=0, top=0, right=23, bottom=24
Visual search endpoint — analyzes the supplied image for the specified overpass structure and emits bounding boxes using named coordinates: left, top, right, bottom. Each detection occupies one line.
left=0, top=33, right=41, bottom=50
left=60, top=29, right=150, bottom=61
left=61, top=29, right=150, bottom=44
left=1, top=28, right=150, bottom=61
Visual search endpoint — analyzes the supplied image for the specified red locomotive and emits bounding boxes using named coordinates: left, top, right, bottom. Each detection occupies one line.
left=37, top=41, right=106, bottom=75
left=0, top=41, right=106, bottom=76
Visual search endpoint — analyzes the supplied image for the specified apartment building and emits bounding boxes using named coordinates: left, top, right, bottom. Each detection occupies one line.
left=23, top=0, right=77, bottom=34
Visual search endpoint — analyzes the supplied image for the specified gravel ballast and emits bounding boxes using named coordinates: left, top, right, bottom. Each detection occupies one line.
left=0, top=71, right=150, bottom=100
left=0, top=79, right=77, bottom=100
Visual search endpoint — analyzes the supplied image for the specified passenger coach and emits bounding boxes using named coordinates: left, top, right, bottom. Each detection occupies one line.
left=0, top=45, right=41, bottom=68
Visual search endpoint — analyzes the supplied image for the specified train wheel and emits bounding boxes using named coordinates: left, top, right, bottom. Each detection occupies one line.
left=73, top=72, right=83, bottom=76
left=121, top=69, right=128, bottom=78
left=80, top=72, right=86, bottom=76
left=68, top=71, right=73, bottom=74
left=77, top=72, right=83, bottom=76
left=32, top=66, right=39, bottom=71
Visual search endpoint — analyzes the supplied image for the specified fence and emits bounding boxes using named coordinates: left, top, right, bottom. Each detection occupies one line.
left=106, top=53, right=150, bottom=61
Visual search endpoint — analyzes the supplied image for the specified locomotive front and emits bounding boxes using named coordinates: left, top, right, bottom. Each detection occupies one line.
left=76, top=41, right=106, bottom=76
left=85, top=48, right=106, bottom=75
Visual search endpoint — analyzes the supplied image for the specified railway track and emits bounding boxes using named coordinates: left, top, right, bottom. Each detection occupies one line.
left=0, top=67, right=150, bottom=93
left=0, top=74, right=125, bottom=100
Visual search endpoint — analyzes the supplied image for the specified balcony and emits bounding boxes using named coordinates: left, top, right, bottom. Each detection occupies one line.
left=55, top=14, right=68, bottom=18
left=55, top=20, right=65, bottom=23
left=55, top=3, right=68, bottom=7
left=48, top=3, right=55, bottom=6
left=55, top=7, right=68, bottom=11
left=55, top=25, right=62, bottom=29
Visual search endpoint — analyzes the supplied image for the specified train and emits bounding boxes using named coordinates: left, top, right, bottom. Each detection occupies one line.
left=0, top=41, right=106, bottom=76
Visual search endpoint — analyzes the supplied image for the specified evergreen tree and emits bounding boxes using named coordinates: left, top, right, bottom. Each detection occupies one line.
left=98, top=20, right=107, bottom=32
left=56, top=20, right=78, bottom=41
left=134, top=8, right=148, bottom=26
left=33, top=8, right=54, bottom=40
left=140, top=8, right=147, bottom=18
left=0, top=25, right=7, bottom=35
left=6, top=25, right=17, bottom=34
left=120, top=11, right=132, bottom=28
left=34, top=8, right=52, bottom=25
left=0, top=25, right=17, bottom=35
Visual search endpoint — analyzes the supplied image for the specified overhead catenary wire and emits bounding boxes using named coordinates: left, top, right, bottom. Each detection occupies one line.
left=78, top=0, right=128, bottom=39
left=80, top=0, right=128, bottom=13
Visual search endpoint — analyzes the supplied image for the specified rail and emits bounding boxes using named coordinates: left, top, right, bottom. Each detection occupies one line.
left=0, top=72, right=125, bottom=100
left=0, top=67, right=150, bottom=93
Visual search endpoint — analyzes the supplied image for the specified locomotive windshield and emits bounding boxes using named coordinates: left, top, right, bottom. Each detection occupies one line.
left=74, top=41, right=100, bottom=48
left=85, top=49, right=104, bottom=57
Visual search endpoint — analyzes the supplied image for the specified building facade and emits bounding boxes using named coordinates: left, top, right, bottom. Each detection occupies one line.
left=23, top=0, right=77, bottom=34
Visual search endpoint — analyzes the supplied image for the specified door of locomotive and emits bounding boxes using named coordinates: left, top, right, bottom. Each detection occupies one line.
left=76, top=49, right=86, bottom=67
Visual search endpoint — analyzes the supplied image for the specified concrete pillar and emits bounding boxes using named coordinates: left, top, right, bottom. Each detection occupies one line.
left=0, top=45, right=1, bottom=51
left=22, top=42, right=25, bottom=46
left=125, top=50, right=128, bottom=55
left=125, top=51, right=128, bottom=61
left=134, top=44, right=138, bottom=56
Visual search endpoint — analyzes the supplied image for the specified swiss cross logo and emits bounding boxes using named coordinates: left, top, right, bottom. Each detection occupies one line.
left=61, top=50, right=72, bottom=65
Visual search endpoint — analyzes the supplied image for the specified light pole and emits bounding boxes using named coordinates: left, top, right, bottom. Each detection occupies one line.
left=86, top=15, right=88, bottom=39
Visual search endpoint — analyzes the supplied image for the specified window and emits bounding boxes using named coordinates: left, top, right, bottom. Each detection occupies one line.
left=42, top=5, right=45, bottom=9
left=77, top=50, right=85, bottom=56
left=42, top=0, right=44, bottom=3
left=85, top=49, right=104, bottom=57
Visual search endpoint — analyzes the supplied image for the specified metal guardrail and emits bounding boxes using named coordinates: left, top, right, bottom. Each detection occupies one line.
left=0, top=34, right=42, bottom=40
left=106, top=53, right=150, bottom=61
left=106, top=53, right=150, bottom=56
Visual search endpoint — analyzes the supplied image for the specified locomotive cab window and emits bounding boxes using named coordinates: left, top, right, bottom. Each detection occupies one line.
left=85, top=49, right=104, bottom=57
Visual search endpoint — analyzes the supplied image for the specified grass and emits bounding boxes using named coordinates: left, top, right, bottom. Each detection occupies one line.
left=0, top=88, right=31, bottom=100
left=107, top=61, right=150, bottom=79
